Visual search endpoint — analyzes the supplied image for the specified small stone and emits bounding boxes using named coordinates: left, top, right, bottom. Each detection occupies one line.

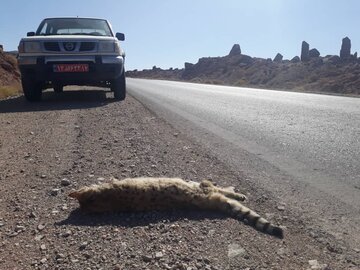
left=40, top=258, right=47, bottom=264
left=37, top=224, right=46, bottom=231
left=228, top=244, right=247, bottom=258
left=40, top=244, right=46, bottom=251
left=35, top=235, right=44, bottom=241
left=0, top=222, right=4, bottom=227
left=41, top=175, right=47, bottom=179
left=277, top=247, right=286, bottom=255
left=55, top=253, right=66, bottom=259
left=61, top=178, right=71, bottom=186
left=30, top=132, right=35, bottom=135
left=142, top=255, right=152, bottom=262
left=79, top=241, right=88, bottom=250
left=29, top=212, right=37, bottom=218
left=97, top=177, right=105, bottom=181
left=83, top=252, right=91, bottom=259
left=15, top=225, right=25, bottom=232
left=50, top=189, right=60, bottom=196
left=155, top=251, right=164, bottom=259
left=277, top=205, right=285, bottom=211
left=62, top=230, right=72, bottom=238
left=308, top=259, right=323, bottom=269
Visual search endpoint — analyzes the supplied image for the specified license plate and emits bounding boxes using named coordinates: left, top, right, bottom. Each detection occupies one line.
left=53, top=64, right=89, bottom=73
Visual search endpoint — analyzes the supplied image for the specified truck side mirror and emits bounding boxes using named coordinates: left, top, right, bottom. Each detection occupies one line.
left=116, top=33, right=125, bottom=41
left=27, top=32, right=35, bottom=37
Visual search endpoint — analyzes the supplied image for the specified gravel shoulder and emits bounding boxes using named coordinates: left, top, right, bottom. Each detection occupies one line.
left=0, top=89, right=358, bottom=270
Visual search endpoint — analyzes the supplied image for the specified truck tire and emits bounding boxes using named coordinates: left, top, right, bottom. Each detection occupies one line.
left=112, top=71, right=126, bottom=101
left=22, top=77, right=42, bottom=102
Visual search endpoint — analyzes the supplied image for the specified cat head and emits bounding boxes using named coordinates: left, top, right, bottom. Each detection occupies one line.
left=69, top=184, right=113, bottom=213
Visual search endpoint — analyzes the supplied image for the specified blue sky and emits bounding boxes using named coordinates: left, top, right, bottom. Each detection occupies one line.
left=1, top=0, right=359, bottom=70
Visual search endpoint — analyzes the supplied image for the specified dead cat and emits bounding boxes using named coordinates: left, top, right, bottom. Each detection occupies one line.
left=69, top=177, right=284, bottom=238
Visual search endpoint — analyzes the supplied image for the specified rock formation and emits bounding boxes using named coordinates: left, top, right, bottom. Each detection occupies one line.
left=239, top=54, right=254, bottom=64
left=0, top=45, right=3, bottom=52
left=290, top=56, right=300, bottom=63
left=273, top=53, right=283, bottom=62
left=340, top=37, right=351, bottom=60
left=301, top=41, right=310, bottom=62
left=328, top=55, right=341, bottom=64
left=229, top=44, right=241, bottom=56
left=309, top=48, right=320, bottom=58
left=184, top=62, right=194, bottom=70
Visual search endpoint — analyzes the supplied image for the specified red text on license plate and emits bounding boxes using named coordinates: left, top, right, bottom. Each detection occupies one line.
left=53, top=64, right=89, bottom=73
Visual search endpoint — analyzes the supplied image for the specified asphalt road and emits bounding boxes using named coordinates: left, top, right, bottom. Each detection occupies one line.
left=128, top=78, right=360, bottom=249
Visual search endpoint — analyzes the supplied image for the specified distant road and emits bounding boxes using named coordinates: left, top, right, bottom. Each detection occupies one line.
left=128, top=78, right=360, bottom=247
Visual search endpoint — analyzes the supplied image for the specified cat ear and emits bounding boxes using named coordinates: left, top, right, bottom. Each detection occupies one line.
left=69, top=191, right=80, bottom=199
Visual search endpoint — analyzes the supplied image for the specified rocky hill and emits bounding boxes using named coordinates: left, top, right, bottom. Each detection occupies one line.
left=0, top=45, right=21, bottom=99
left=127, top=37, right=360, bottom=95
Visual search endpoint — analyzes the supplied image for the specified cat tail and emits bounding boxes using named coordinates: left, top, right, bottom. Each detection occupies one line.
left=228, top=199, right=283, bottom=238
left=208, top=194, right=284, bottom=239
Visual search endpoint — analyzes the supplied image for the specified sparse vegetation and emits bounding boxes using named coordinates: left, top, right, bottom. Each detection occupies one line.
left=0, top=84, right=21, bottom=99
left=0, top=51, right=21, bottom=99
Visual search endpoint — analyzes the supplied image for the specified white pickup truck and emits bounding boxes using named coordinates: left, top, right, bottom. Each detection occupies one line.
left=17, top=17, right=126, bottom=101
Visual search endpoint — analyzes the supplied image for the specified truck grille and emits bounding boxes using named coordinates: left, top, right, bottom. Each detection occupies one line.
left=43, top=42, right=97, bottom=52
left=79, top=42, right=96, bottom=51
left=44, top=42, right=60, bottom=51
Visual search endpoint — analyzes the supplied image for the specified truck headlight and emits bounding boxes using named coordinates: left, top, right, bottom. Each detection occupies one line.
left=98, top=41, right=121, bottom=53
left=98, top=41, right=115, bottom=52
left=23, top=41, right=42, bottom=53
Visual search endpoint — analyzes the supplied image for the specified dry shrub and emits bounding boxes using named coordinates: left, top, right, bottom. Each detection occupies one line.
left=0, top=84, right=21, bottom=99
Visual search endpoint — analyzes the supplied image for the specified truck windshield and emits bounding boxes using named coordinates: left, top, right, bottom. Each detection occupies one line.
left=36, top=18, right=113, bottom=36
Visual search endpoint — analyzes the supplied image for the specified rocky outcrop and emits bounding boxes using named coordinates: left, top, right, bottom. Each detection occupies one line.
left=0, top=45, right=3, bottom=52
left=309, top=48, right=320, bottom=58
left=239, top=54, right=254, bottom=64
left=229, top=44, right=241, bottom=56
left=291, top=56, right=300, bottom=63
left=127, top=37, right=360, bottom=95
left=184, top=62, right=194, bottom=70
left=273, top=53, right=283, bottom=62
left=301, top=41, right=310, bottom=62
left=328, top=55, right=341, bottom=64
left=340, top=37, right=351, bottom=60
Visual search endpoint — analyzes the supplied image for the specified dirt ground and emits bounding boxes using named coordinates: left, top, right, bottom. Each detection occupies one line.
left=0, top=89, right=358, bottom=270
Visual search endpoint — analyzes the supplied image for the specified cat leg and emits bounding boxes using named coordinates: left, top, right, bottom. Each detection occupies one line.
left=216, top=188, right=247, bottom=202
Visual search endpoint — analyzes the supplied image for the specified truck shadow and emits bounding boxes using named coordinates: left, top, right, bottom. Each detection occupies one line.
left=0, top=89, right=116, bottom=113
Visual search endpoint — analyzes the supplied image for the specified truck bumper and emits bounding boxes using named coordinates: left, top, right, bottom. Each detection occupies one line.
left=18, top=55, right=124, bottom=85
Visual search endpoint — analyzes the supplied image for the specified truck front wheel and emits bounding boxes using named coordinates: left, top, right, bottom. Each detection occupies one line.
left=111, top=71, right=126, bottom=101
left=22, top=77, right=42, bottom=102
